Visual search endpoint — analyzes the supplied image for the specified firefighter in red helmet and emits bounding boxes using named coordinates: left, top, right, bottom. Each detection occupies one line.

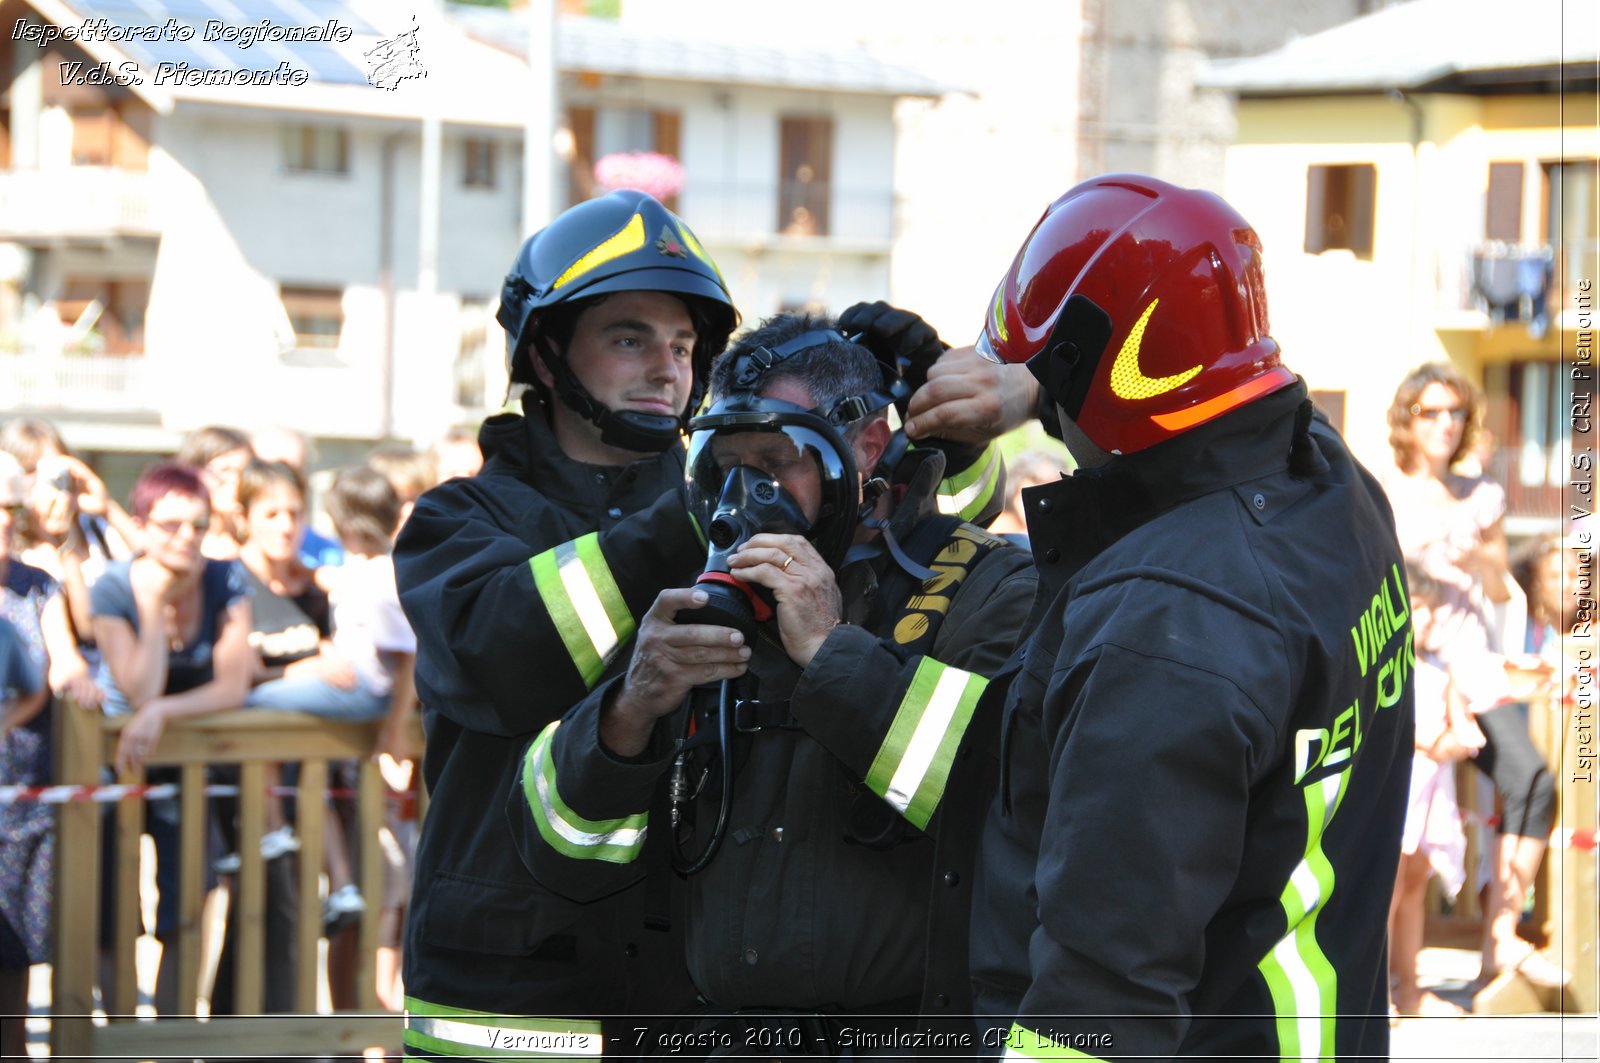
left=957, top=175, right=1413, bottom=1060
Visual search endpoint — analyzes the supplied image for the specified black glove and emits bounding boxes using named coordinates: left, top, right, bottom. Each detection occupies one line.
left=838, top=300, right=948, bottom=397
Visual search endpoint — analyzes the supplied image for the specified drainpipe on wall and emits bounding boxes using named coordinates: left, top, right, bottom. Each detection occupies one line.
left=523, top=0, right=557, bottom=238
left=11, top=22, right=42, bottom=169
left=380, top=132, right=402, bottom=441
left=1389, top=87, right=1425, bottom=365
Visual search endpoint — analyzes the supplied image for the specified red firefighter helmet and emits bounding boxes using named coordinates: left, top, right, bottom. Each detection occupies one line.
left=976, top=174, right=1294, bottom=454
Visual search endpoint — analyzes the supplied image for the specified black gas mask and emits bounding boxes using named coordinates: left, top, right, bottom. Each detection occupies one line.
left=677, top=465, right=812, bottom=641
left=683, top=397, right=860, bottom=613
left=669, top=326, right=906, bottom=876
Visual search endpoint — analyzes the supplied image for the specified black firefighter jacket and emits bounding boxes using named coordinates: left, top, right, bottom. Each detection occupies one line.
left=510, top=451, right=1037, bottom=1049
left=970, top=381, right=1414, bottom=1062
left=395, top=396, right=707, bottom=1056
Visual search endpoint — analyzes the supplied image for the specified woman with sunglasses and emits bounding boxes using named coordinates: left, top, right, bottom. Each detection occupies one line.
left=89, top=462, right=254, bottom=1010
left=1383, top=363, right=1566, bottom=997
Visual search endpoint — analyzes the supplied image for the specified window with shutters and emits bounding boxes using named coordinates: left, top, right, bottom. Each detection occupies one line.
left=282, top=125, right=349, bottom=175
left=1304, top=163, right=1376, bottom=259
left=462, top=138, right=497, bottom=189
left=1485, top=161, right=1524, bottom=242
left=778, top=116, right=832, bottom=237
left=564, top=105, right=682, bottom=210
left=280, top=285, right=344, bottom=349
left=1482, top=359, right=1574, bottom=524
left=1541, top=159, right=1598, bottom=305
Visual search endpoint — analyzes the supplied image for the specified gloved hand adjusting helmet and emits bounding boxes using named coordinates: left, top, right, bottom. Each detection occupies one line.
left=497, top=190, right=739, bottom=452
left=976, top=174, right=1294, bottom=455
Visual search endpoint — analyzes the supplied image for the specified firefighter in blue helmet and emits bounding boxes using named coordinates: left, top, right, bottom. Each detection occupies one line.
left=395, top=191, right=739, bottom=1057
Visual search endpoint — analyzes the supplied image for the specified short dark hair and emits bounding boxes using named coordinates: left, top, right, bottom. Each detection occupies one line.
left=325, top=465, right=402, bottom=554
left=710, top=313, right=882, bottom=425
left=130, top=463, right=209, bottom=521
left=175, top=425, right=252, bottom=469
left=365, top=443, right=435, bottom=503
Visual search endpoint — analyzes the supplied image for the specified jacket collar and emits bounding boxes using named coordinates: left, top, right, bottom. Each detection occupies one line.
left=476, top=393, right=686, bottom=501
left=1025, top=378, right=1320, bottom=584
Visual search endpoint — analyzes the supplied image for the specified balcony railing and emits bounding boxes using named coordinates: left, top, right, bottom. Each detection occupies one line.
left=1, top=351, right=153, bottom=414
left=0, top=167, right=158, bottom=241
left=1437, top=242, right=1598, bottom=330
left=1483, top=443, right=1567, bottom=526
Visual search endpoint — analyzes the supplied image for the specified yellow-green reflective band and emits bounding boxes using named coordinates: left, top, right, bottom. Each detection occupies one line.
left=524, top=721, right=647, bottom=863
left=551, top=212, right=646, bottom=292
left=529, top=533, right=634, bottom=689
left=676, top=224, right=725, bottom=286
left=865, top=658, right=986, bottom=830
left=403, top=999, right=604, bottom=1059
left=1000, top=1023, right=1107, bottom=1061
left=937, top=442, right=1001, bottom=521
left=1259, top=769, right=1348, bottom=1062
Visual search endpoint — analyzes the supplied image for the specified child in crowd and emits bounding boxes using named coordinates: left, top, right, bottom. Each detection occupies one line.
left=363, top=444, right=434, bottom=532
left=275, top=465, right=417, bottom=993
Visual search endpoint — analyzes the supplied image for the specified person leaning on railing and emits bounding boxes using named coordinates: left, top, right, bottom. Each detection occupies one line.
left=89, top=461, right=254, bottom=1012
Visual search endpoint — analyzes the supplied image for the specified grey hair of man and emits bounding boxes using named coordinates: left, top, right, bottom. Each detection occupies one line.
left=708, top=312, right=885, bottom=441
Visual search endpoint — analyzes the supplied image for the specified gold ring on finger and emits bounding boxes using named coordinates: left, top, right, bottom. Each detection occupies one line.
left=782, top=554, right=794, bottom=572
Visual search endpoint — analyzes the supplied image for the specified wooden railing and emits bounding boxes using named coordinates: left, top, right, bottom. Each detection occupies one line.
left=50, top=697, right=410, bottom=1057
left=1444, top=651, right=1598, bottom=1015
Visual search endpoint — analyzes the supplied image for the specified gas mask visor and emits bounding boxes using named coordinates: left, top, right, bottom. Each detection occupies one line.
left=686, top=396, right=859, bottom=576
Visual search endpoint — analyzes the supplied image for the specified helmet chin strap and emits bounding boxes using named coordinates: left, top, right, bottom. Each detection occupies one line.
left=843, top=475, right=937, bottom=580
left=535, top=332, right=685, bottom=454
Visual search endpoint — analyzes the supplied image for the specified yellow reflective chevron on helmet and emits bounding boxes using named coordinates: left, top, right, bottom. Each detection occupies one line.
left=1108, top=298, right=1202, bottom=401
left=676, top=224, right=726, bottom=287
left=551, top=212, right=647, bottom=292
left=991, top=285, right=1010, bottom=345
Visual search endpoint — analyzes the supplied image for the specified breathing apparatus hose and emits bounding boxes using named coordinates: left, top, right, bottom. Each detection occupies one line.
left=670, top=678, right=736, bottom=876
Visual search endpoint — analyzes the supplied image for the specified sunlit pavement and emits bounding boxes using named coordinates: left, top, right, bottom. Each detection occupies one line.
left=1390, top=946, right=1598, bottom=1062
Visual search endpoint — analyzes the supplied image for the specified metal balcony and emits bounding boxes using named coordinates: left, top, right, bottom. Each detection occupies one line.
left=0, top=168, right=159, bottom=242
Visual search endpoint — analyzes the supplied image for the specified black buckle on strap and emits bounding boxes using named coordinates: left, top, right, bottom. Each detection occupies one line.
left=733, top=698, right=796, bottom=733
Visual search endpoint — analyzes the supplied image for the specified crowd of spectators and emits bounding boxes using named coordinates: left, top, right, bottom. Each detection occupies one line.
left=1380, top=363, right=1573, bottom=1017
left=0, top=415, right=480, bottom=1028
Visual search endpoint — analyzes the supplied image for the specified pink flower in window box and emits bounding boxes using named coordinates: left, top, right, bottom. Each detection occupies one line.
left=593, top=151, right=685, bottom=200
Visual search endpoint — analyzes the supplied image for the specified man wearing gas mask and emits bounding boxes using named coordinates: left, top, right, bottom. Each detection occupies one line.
left=510, top=314, right=1036, bottom=1054
left=395, top=189, right=1011, bottom=1058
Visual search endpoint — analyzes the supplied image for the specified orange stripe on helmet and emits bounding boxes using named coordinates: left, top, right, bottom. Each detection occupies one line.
left=1149, top=366, right=1295, bottom=431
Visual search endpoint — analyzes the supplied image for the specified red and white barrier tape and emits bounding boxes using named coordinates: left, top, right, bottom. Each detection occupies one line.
left=1552, top=828, right=1597, bottom=852
left=0, top=783, right=181, bottom=805
left=0, top=782, right=397, bottom=805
